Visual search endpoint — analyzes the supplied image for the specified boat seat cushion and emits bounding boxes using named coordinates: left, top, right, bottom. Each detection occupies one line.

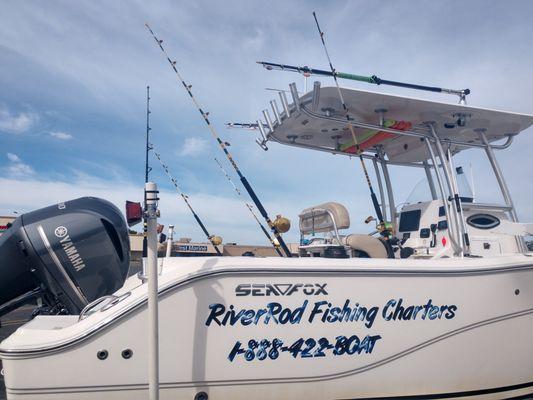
left=299, top=202, right=350, bottom=234
left=342, top=234, right=390, bottom=258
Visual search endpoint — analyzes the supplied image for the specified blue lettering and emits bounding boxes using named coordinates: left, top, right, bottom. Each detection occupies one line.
left=205, top=303, right=225, bottom=326
left=445, top=305, right=457, bottom=319
left=382, top=299, right=396, bottom=321
left=365, top=306, right=378, bottom=328
left=309, top=300, right=328, bottom=323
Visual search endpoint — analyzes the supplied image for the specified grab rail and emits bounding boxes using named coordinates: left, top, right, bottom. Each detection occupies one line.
left=78, top=295, right=117, bottom=321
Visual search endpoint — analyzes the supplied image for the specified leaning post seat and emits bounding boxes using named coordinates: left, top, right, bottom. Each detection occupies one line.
left=299, top=202, right=350, bottom=236
left=299, top=202, right=391, bottom=258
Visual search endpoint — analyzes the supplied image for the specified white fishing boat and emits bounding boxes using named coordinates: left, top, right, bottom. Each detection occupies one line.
left=1, top=81, right=532, bottom=399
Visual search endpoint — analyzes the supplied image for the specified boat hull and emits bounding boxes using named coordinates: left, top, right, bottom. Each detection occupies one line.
left=1, top=256, right=532, bottom=399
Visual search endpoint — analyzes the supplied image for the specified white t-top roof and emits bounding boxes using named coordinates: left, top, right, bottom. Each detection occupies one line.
left=269, top=86, right=533, bottom=163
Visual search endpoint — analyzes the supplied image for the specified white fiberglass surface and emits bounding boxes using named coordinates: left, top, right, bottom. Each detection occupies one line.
left=269, top=86, right=533, bottom=162
left=17, top=315, right=78, bottom=330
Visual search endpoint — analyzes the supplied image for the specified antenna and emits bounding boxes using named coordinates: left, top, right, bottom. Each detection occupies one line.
left=311, top=11, right=390, bottom=239
left=214, top=158, right=283, bottom=256
left=145, top=23, right=293, bottom=257
left=153, top=150, right=223, bottom=256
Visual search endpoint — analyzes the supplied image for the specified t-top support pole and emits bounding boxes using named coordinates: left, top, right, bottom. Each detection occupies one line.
left=423, top=161, right=438, bottom=201
left=427, top=124, right=466, bottom=255
left=477, top=129, right=525, bottom=252
left=376, top=147, right=396, bottom=233
left=446, top=147, right=471, bottom=254
left=372, top=157, right=388, bottom=222
left=423, top=138, right=462, bottom=256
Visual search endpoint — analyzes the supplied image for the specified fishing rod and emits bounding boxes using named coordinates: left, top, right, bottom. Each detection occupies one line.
left=265, top=88, right=291, bottom=93
left=153, top=150, right=223, bottom=256
left=142, top=86, right=152, bottom=262
left=312, top=12, right=390, bottom=239
left=225, top=122, right=267, bottom=130
left=145, top=23, right=293, bottom=258
left=257, top=62, right=470, bottom=103
left=214, top=157, right=283, bottom=257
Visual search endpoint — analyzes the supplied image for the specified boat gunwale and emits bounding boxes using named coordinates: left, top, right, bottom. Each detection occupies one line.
left=1, top=258, right=533, bottom=357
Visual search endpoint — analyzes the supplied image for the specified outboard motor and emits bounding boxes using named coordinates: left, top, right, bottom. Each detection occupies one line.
left=0, top=197, right=130, bottom=317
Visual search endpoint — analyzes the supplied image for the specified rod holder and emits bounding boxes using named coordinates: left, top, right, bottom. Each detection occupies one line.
left=312, top=81, right=321, bottom=112
left=263, top=109, right=274, bottom=131
left=459, top=92, right=467, bottom=105
left=270, top=100, right=281, bottom=125
left=165, top=224, right=174, bottom=258
left=279, top=91, right=290, bottom=116
left=289, top=82, right=301, bottom=112
left=375, top=108, right=387, bottom=127
left=255, top=138, right=268, bottom=151
left=256, top=119, right=270, bottom=151
left=257, top=120, right=268, bottom=141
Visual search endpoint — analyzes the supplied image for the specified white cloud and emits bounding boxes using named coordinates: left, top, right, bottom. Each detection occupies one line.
left=0, top=105, right=38, bottom=134
left=0, top=174, right=298, bottom=245
left=7, top=152, right=21, bottom=163
left=5, top=152, right=35, bottom=177
left=49, top=131, right=73, bottom=140
left=179, top=137, right=208, bottom=157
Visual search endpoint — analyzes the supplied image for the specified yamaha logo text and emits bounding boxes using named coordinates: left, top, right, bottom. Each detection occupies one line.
left=235, top=283, right=328, bottom=297
left=54, top=226, right=86, bottom=272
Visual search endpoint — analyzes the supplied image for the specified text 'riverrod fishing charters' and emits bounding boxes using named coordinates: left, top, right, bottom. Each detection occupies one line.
left=0, top=12, right=532, bottom=400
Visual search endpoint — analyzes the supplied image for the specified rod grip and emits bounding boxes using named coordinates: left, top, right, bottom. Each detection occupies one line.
left=371, top=192, right=385, bottom=224
left=336, top=72, right=375, bottom=84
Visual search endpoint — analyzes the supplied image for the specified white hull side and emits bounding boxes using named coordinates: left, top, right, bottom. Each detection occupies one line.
left=1, top=256, right=532, bottom=399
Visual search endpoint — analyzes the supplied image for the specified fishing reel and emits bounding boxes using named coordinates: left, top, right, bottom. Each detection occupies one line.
left=209, top=235, right=223, bottom=246
left=364, top=216, right=392, bottom=234
left=273, top=215, right=291, bottom=233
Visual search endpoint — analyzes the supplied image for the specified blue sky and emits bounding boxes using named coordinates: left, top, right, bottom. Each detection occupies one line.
left=1, top=1, right=533, bottom=244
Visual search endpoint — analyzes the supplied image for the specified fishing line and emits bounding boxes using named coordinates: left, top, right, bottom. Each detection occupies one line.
left=145, top=23, right=293, bottom=257
left=153, top=150, right=223, bottom=256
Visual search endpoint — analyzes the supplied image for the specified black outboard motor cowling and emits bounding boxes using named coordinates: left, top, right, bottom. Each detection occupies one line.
left=0, top=197, right=130, bottom=316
